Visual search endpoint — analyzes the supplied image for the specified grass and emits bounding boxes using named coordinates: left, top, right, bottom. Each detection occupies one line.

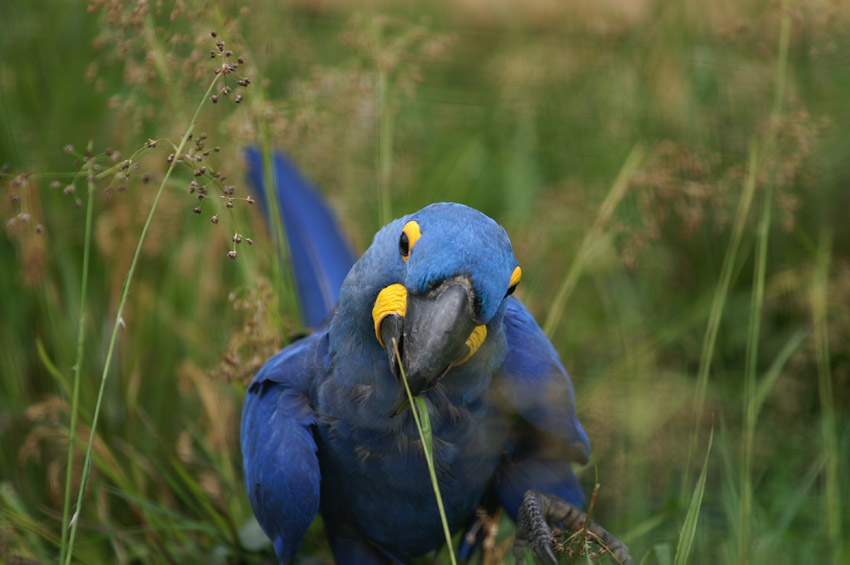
left=2, top=0, right=849, bottom=563
left=674, top=424, right=713, bottom=565
left=60, top=144, right=97, bottom=562
left=394, top=338, right=457, bottom=565
left=62, top=72, right=227, bottom=565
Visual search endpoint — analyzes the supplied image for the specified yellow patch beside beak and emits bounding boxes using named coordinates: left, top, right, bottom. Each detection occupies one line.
left=373, top=284, right=407, bottom=345
left=372, top=283, right=486, bottom=365
left=455, top=324, right=487, bottom=366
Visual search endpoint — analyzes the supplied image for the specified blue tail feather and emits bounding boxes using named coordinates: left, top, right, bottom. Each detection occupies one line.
left=244, top=147, right=356, bottom=328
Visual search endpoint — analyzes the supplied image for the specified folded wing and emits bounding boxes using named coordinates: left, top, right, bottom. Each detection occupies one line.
left=494, top=297, right=591, bottom=518
left=241, top=335, right=325, bottom=563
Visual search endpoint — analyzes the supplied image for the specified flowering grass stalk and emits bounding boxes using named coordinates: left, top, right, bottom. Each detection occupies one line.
left=61, top=73, right=222, bottom=565
left=58, top=144, right=96, bottom=561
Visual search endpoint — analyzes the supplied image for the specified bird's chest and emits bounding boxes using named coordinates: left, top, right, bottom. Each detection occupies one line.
left=315, top=398, right=505, bottom=558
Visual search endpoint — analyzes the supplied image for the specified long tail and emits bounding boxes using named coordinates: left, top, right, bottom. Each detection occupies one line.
left=244, top=147, right=356, bottom=328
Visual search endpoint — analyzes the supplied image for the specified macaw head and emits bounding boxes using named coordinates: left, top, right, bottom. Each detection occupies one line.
left=358, top=203, right=521, bottom=416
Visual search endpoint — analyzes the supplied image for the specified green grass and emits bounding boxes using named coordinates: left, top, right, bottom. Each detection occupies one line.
left=2, top=1, right=849, bottom=563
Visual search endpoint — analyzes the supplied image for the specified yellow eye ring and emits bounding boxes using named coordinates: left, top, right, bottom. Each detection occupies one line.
left=510, top=266, right=522, bottom=287
left=399, top=221, right=421, bottom=261
left=506, top=265, right=521, bottom=296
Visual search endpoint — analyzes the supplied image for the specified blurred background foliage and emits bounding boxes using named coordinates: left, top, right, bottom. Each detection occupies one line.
left=1, top=0, right=848, bottom=563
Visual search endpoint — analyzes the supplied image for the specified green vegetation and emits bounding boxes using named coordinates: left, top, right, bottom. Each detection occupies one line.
left=1, top=1, right=848, bottom=563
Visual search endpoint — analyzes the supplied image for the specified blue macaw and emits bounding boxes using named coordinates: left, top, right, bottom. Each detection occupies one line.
left=240, top=149, right=632, bottom=564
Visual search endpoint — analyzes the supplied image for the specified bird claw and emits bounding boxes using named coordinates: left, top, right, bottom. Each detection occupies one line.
left=513, top=490, right=633, bottom=565
left=514, top=491, right=559, bottom=565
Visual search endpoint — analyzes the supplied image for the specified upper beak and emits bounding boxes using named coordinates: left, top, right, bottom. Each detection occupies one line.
left=377, top=279, right=479, bottom=417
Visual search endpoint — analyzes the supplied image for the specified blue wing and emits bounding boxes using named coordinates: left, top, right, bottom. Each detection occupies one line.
left=494, top=297, right=591, bottom=518
left=244, top=147, right=356, bottom=328
left=241, top=333, right=326, bottom=563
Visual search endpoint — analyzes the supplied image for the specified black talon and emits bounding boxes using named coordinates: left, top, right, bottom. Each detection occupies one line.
left=513, top=490, right=633, bottom=565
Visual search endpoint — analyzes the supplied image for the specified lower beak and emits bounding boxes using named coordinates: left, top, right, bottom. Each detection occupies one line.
left=378, top=279, right=479, bottom=417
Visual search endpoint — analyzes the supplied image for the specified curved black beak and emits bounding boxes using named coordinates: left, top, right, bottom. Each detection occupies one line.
left=378, top=279, right=478, bottom=417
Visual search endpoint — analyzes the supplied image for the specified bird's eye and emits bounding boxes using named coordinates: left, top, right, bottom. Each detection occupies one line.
left=399, top=221, right=421, bottom=262
left=506, top=265, right=522, bottom=297
left=399, top=232, right=409, bottom=257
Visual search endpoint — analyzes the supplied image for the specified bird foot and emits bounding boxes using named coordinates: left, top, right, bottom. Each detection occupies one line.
left=513, top=490, right=633, bottom=565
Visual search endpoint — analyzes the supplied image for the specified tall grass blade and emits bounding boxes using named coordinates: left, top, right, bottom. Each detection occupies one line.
left=63, top=75, right=222, bottom=565
left=543, top=144, right=644, bottom=339
left=674, top=425, right=713, bottom=565
left=739, top=150, right=773, bottom=563
left=811, top=229, right=843, bottom=565
left=393, top=338, right=457, bottom=565
left=59, top=156, right=96, bottom=562
left=36, top=339, right=71, bottom=398
left=688, top=0, right=792, bottom=502
left=414, top=397, right=434, bottom=461
left=685, top=140, right=758, bottom=493
left=734, top=3, right=793, bottom=555
left=753, top=328, right=807, bottom=416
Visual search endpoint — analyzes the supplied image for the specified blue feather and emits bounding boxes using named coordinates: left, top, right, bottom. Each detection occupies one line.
left=500, top=297, right=590, bottom=464
left=241, top=336, right=323, bottom=562
left=244, top=147, right=355, bottom=328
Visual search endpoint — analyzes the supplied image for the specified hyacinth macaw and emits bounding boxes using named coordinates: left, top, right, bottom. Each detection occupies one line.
left=240, top=149, right=632, bottom=564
